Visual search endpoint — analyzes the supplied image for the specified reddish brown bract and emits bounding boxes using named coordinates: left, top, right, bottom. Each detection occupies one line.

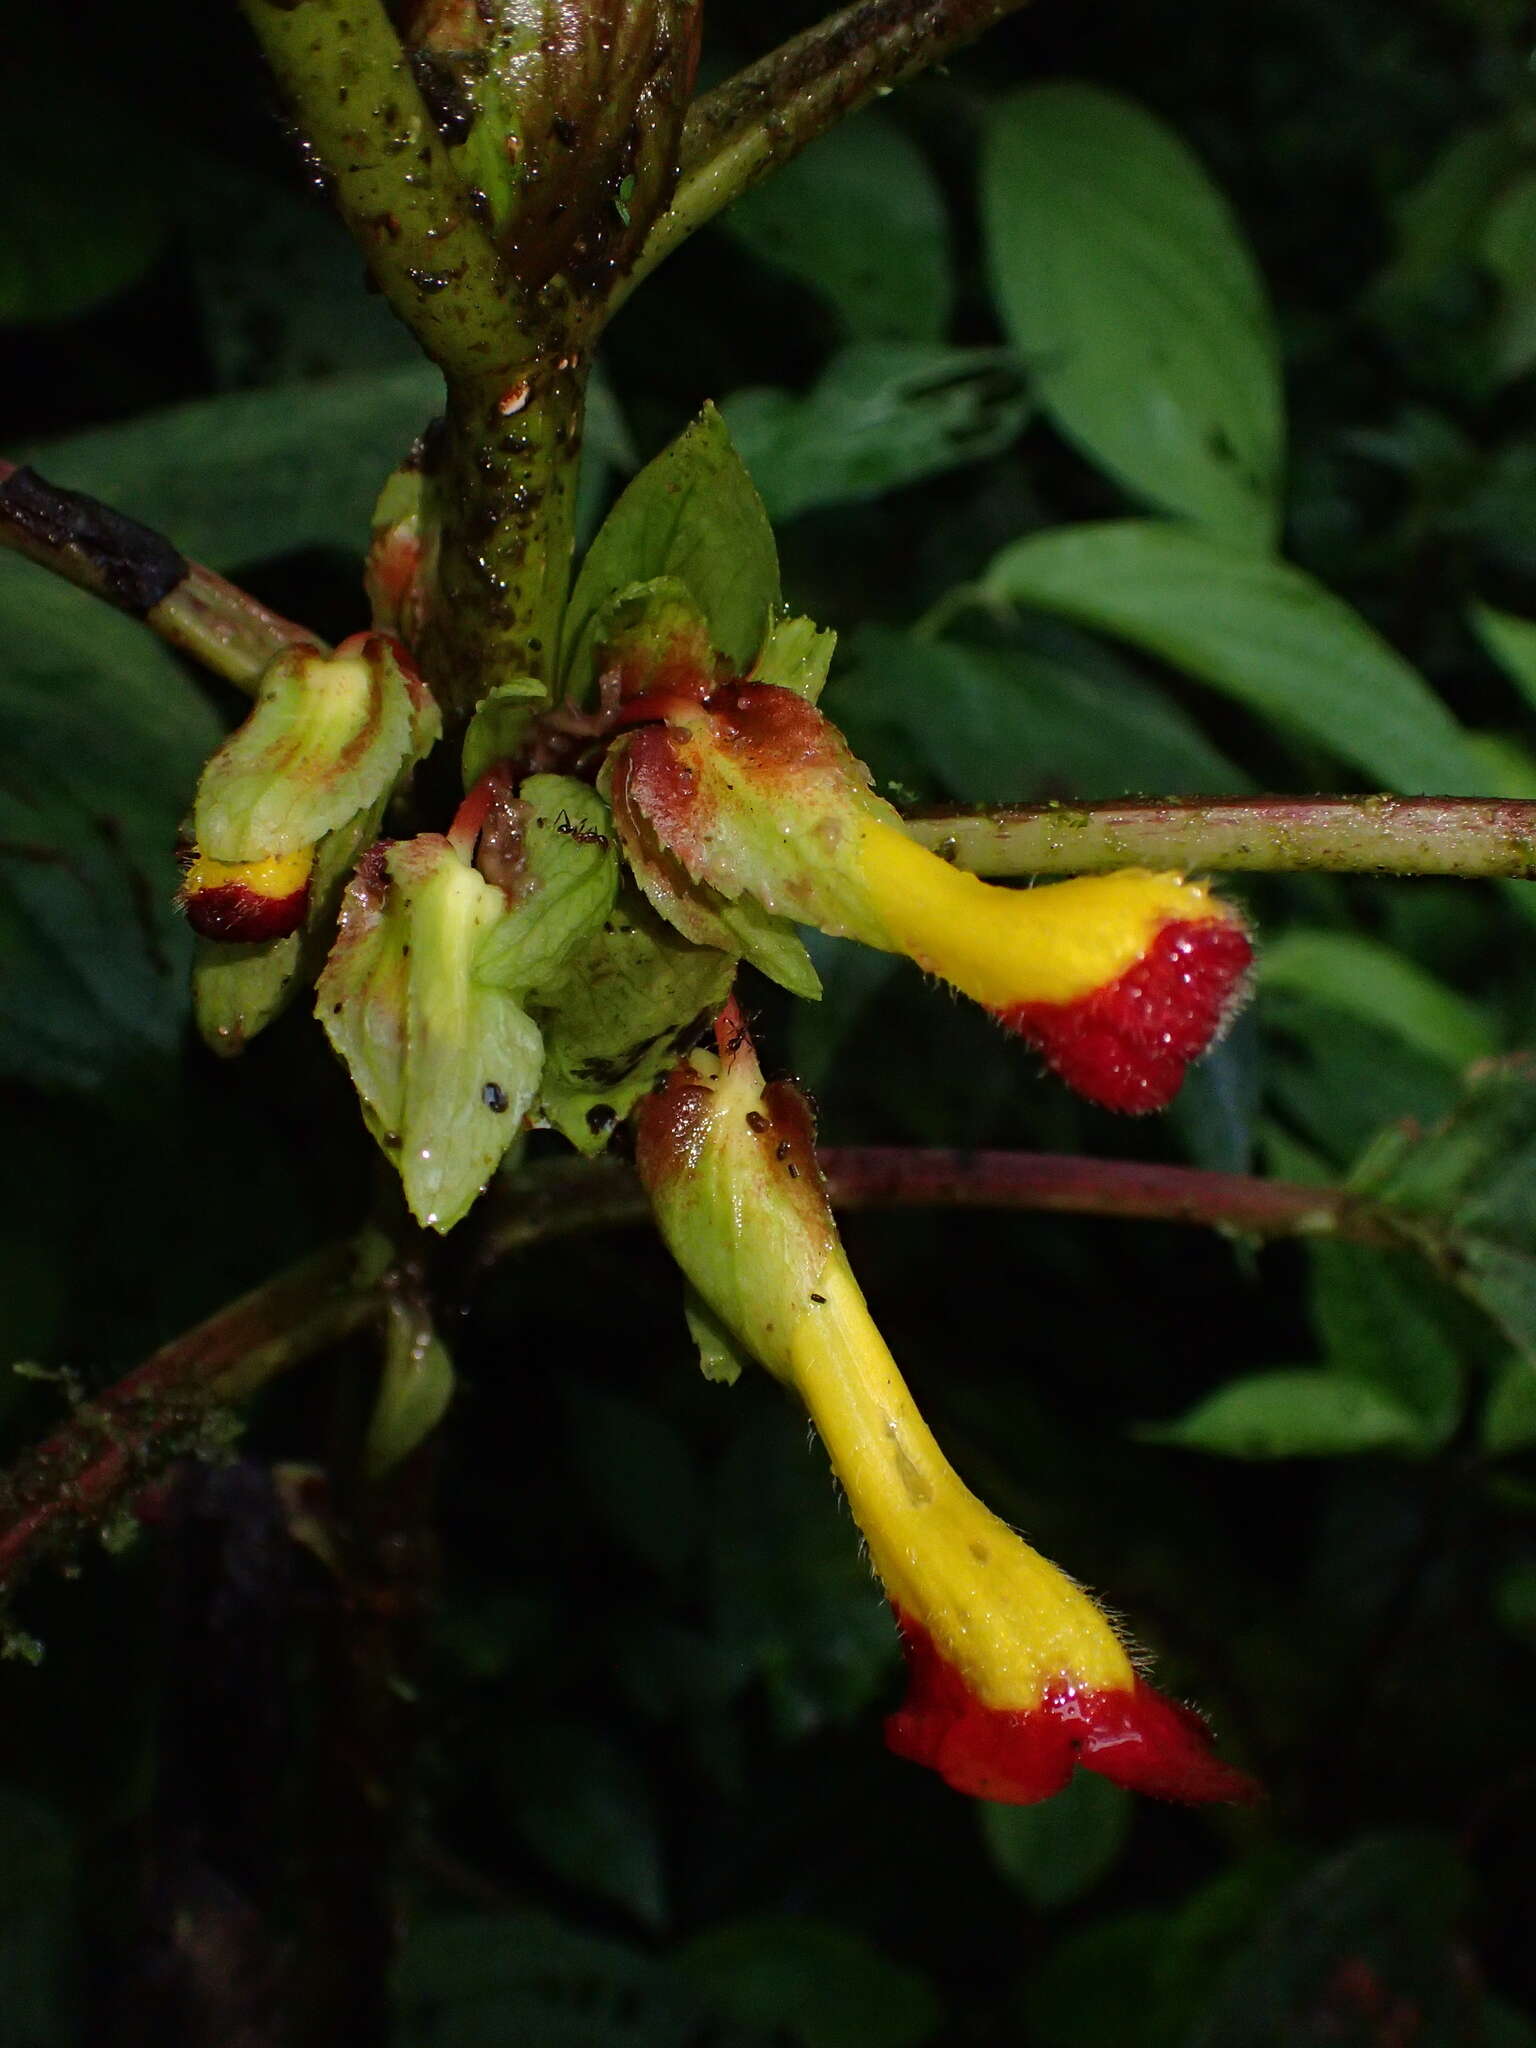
left=1001, top=917, right=1254, bottom=1114
left=885, top=1612, right=1259, bottom=1806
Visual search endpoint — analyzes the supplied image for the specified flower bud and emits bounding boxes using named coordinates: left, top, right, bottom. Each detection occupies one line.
left=179, top=844, right=314, bottom=943
left=609, top=681, right=1251, bottom=1112
left=636, top=1018, right=1257, bottom=1807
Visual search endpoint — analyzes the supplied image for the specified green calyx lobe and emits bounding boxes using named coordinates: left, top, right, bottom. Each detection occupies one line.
left=635, top=1035, right=837, bottom=1384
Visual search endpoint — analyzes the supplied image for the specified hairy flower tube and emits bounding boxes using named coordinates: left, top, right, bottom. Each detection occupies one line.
left=179, top=632, right=439, bottom=945
left=609, top=678, right=1251, bottom=1111
left=635, top=1012, right=1258, bottom=1806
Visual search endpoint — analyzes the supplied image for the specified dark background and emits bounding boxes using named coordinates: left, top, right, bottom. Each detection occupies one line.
left=3, top=0, right=1536, bottom=2041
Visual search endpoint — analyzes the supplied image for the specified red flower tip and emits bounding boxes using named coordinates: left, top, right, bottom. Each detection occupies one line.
left=179, top=847, right=314, bottom=944
left=1000, top=916, right=1253, bottom=1114
left=885, top=1611, right=1259, bottom=1807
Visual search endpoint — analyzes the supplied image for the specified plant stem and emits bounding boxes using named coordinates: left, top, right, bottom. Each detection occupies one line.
left=0, top=1238, right=378, bottom=1596
left=0, top=1145, right=1391, bottom=1598
left=236, top=0, right=516, bottom=383
left=0, top=460, right=318, bottom=690
left=420, top=349, right=591, bottom=719
left=473, top=1146, right=1394, bottom=1270
left=903, top=795, right=1536, bottom=881
left=617, top=0, right=1036, bottom=308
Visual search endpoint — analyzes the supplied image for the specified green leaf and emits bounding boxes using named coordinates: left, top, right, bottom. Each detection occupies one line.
left=474, top=777, right=620, bottom=1002
left=0, top=1791, right=80, bottom=2046
left=461, top=678, right=549, bottom=790
left=708, top=1411, right=896, bottom=1734
left=394, top=1910, right=739, bottom=2048
left=1307, top=1242, right=1463, bottom=1447
left=1349, top=1056, right=1536, bottom=1362
left=827, top=624, right=1245, bottom=805
left=1473, top=600, right=1536, bottom=718
left=317, top=837, right=543, bottom=1231
left=533, top=890, right=734, bottom=1153
left=722, top=346, right=1029, bottom=521
left=510, top=1726, right=668, bottom=1931
left=979, top=1768, right=1131, bottom=1909
left=364, top=1295, right=455, bottom=1478
left=1480, top=168, right=1536, bottom=384
left=1189, top=1835, right=1471, bottom=2048
left=677, top=1918, right=942, bottom=2048
left=562, top=404, right=779, bottom=693
left=0, top=565, right=221, bottom=1089
left=0, top=93, right=165, bottom=325
left=1482, top=1358, right=1536, bottom=1456
left=982, top=520, right=1485, bottom=792
left=1382, top=121, right=1521, bottom=293
left=720, top=112, right=951, bottom=343
left=23, top=365, right=446, bottom=572
left=1258, top=930, right=1494, bottom=1069
left=1141, top=1370, right=1428, bottom=1458
left=983, top=84, right=1282, bottom=546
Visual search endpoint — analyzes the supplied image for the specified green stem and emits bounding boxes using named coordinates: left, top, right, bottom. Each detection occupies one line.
left=616, top=0, right=1036, bottom=309
left=0, top=1238, right=379, bottom=1596
left=0, top=1145, right=1403, bottom=1600
left=0, top=459, right=318, bottom=690
left=903, top=795, right=1536, bottom=881
left=236, top=0, right=517, bottom=382
left=420, top=349, right=591, bottom=720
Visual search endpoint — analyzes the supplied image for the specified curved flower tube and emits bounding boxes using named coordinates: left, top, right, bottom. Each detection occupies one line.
left=610, top=680, right=1250, bottom=1111
left=635, top=1011, right=1258, bottom=1807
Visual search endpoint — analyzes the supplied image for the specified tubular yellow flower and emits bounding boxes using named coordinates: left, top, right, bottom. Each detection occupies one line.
left=635, top=1013, right=1257, bottom=1807
left=610, top=680, right=1250, bottom=1111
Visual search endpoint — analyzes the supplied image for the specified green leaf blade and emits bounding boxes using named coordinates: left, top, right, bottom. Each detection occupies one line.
left=983, top=84, right=1283, bottom=545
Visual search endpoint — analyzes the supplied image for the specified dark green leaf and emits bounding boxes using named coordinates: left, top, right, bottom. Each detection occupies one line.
left=979, top=1768, right=1131, bottom=1909
left=1307, top=1242, right=1463, bottom=1446
left=510, top=1726, right=668, bottom=1930
left=722, top=346, right=1029, bottom=521
left=1350, top=1056, right=1536, bottom=1362
left=708, top=1411, right=895, bottom=1735
left=24, top=366, right=446, bottom=573
left=1473, top=600, right=1536, bottom=719
left=0, top=566, right=221, bottom=1089
left=0, top=95, right=165, bottom=325
left=721, top=114, right=951, bottom=343
left=1482, top=1358, right=1536, bottom=1456
left=983, top=85, right=1282, bottom=545
left=677, top=1917, right=942, bottom=2048
left=1140, top=1370, right=1428, bottom=1458
left=1258, top=930, right=1493, bottom=1069
left=533, top=890, right=734, bottom=1153
left=562, top=405, right=778, bottom=693
left=827, top=624, right=1244, bottom=805
left=982, top=521, right=1486, bottom=792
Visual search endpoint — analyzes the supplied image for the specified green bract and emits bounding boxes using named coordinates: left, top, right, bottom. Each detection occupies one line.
left=317, top=835, right=543, bottom=1232
left=194, top=636, right=432, bottom=861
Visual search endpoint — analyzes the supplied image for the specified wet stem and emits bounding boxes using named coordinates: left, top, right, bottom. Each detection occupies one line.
left=422, top=349, right=592, bottom=724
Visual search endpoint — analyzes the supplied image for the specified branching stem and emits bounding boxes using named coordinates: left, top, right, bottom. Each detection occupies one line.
left=0, top=460, right=319, bottom=690
left=618, top=0, right=1037, bottom=308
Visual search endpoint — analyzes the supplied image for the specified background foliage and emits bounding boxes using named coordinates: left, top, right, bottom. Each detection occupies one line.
left=5, top=0, right=1536, bottom=2040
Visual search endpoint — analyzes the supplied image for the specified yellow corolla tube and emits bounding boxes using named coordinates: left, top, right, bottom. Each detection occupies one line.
left=635, top=1007, right=1258, bottom=1807
left=610, top=680, right=1251, bottom=1112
